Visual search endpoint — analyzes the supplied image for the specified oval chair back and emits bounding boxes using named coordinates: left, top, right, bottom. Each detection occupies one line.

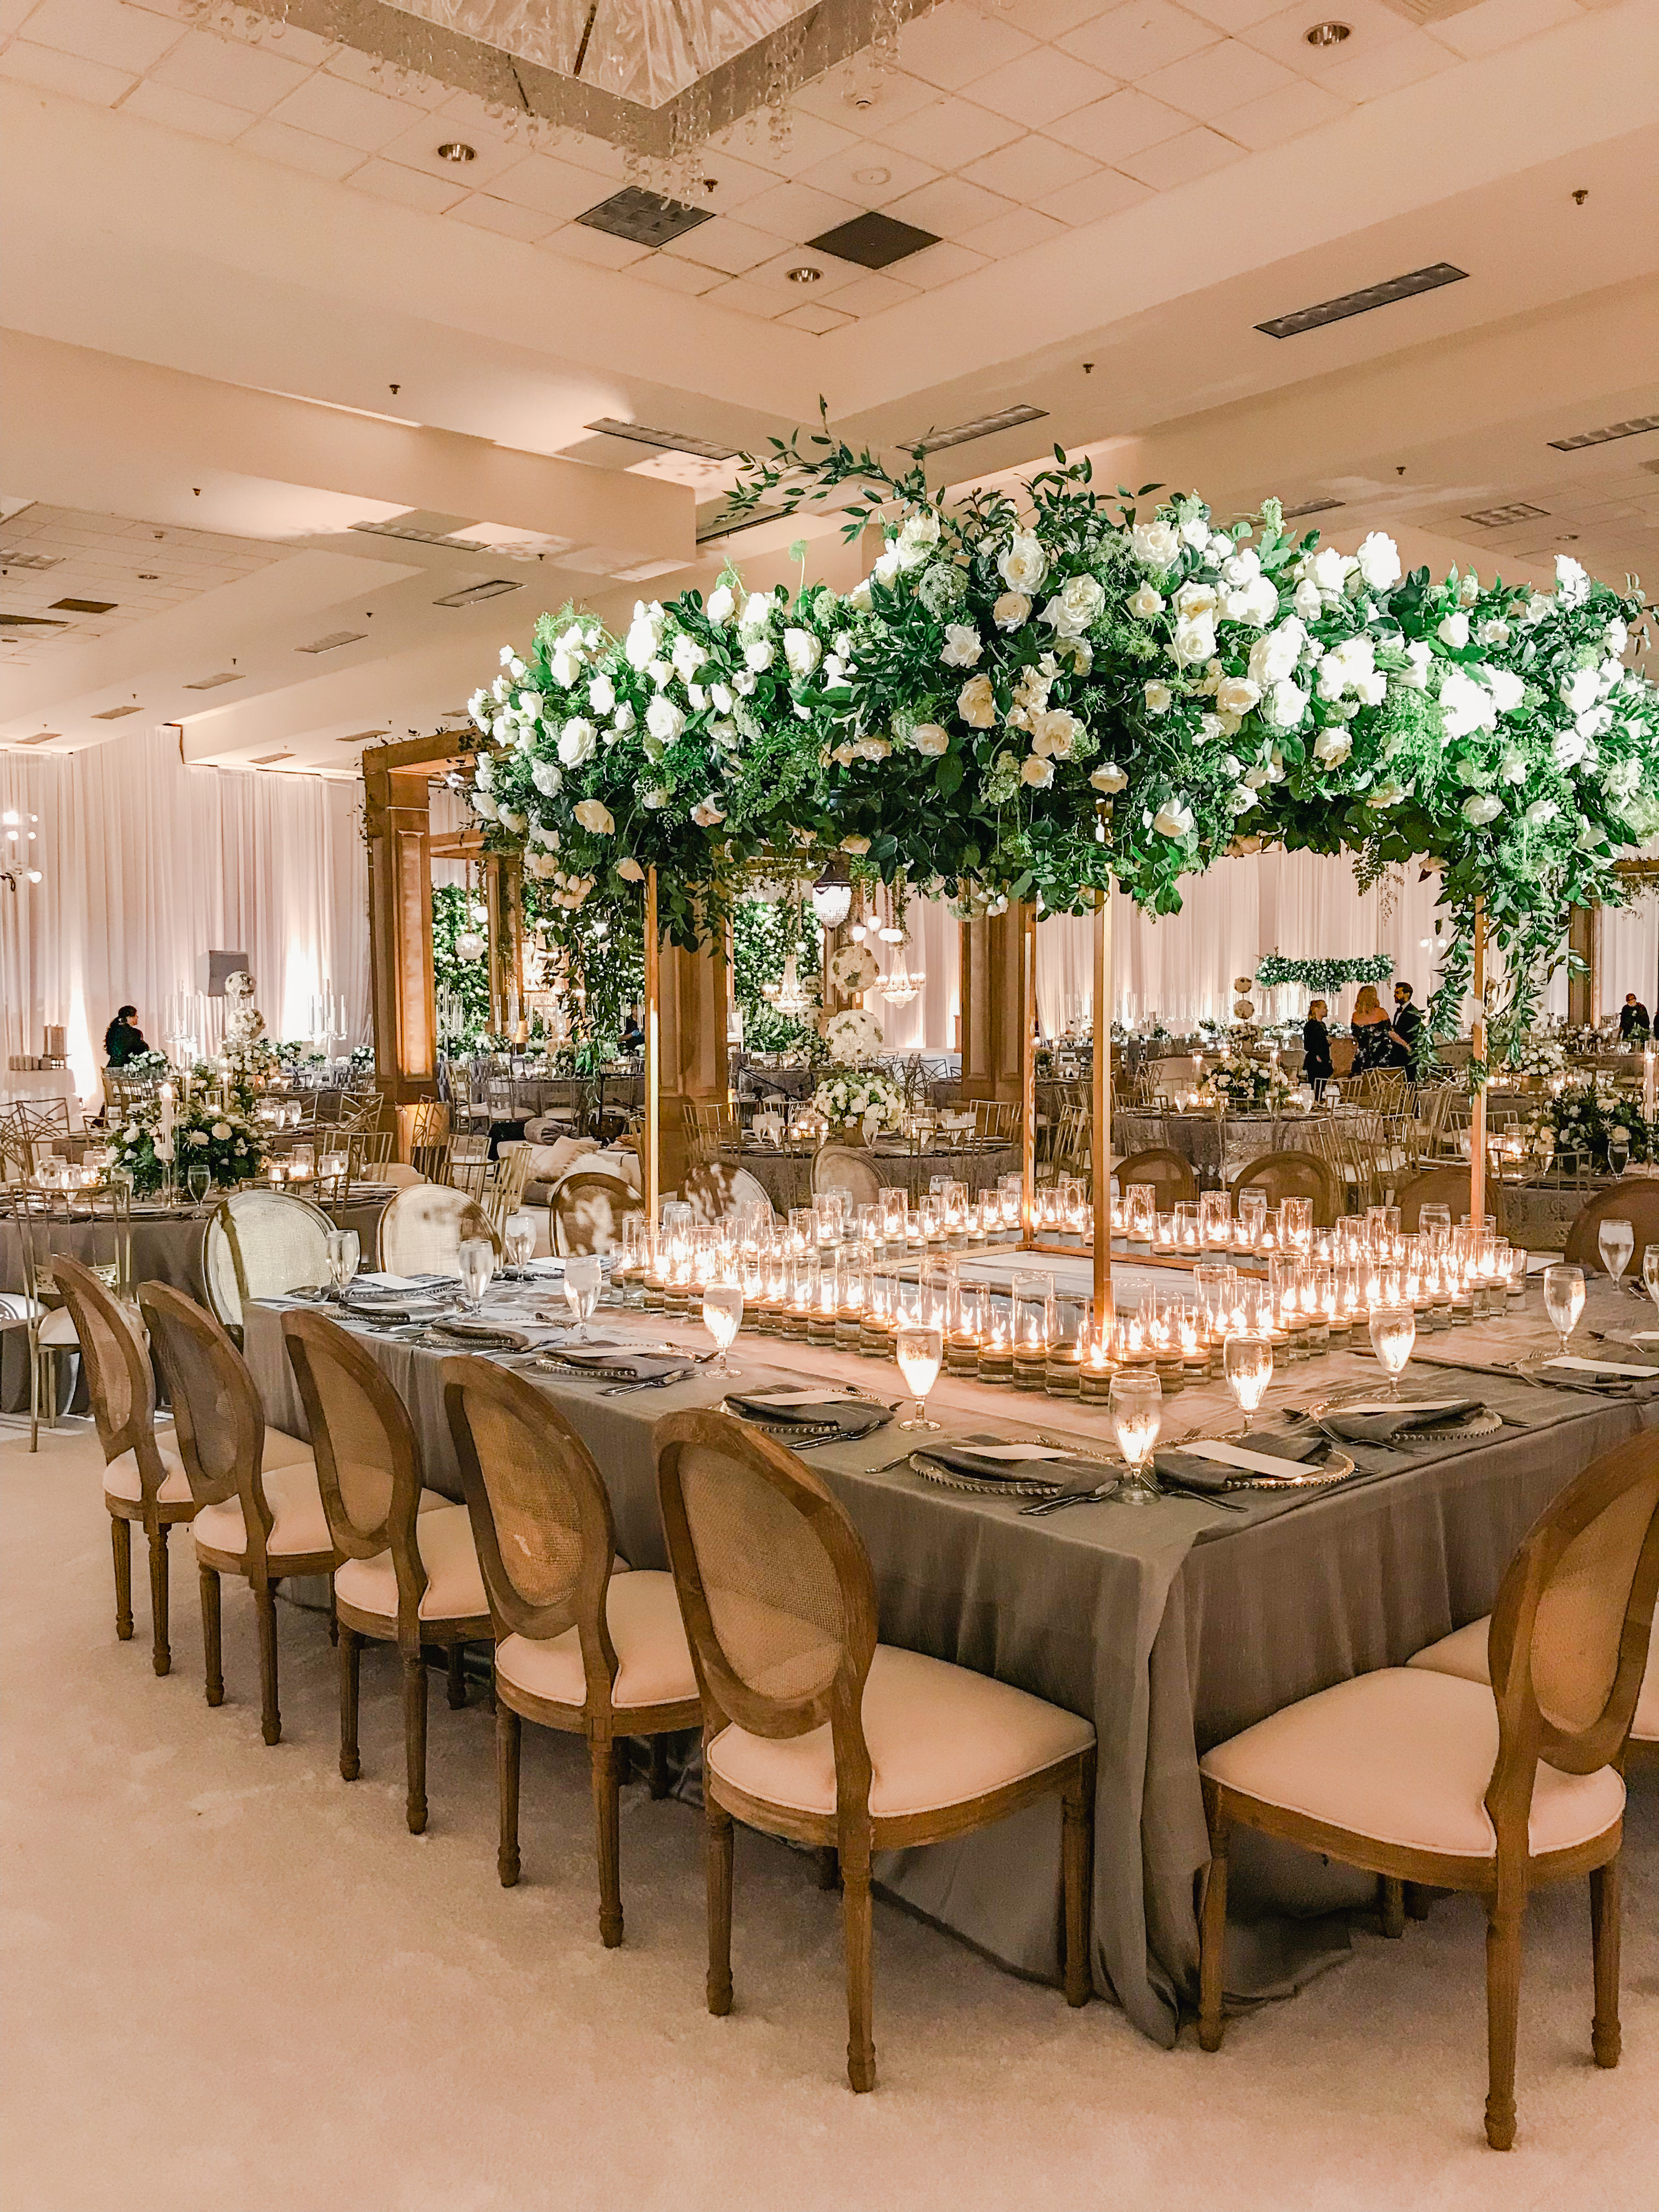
left=1396, top=1164, right=1482, bottom=1233
left=812, top=1146, right=882, bottom=1211
left=1564, top=1180, right=1659, bottom=1277
left=552, top=1169, right=640, bottom=1256
left=50, top=1253, right=156, bottom=1480
left=1228, top=1149, right=1339, bottom=1228
left=139, top=1281, right=264, bottom=1520
left=202, top=1188, right=335, bottom=1335
left=1114, top=1148, right=1197, bottom=1210
left=281, top=1310, right=424, bottom=1593
left=379, top=1182, right=495, bottom=1278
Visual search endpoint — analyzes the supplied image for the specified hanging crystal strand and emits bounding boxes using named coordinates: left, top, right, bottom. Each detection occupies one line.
left=871, top=0, right=902, bottom=77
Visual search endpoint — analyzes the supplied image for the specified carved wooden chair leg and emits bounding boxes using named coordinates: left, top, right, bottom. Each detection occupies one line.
left=447, top=1644, right=467, bottom=1709
left=1380, top=1875, right=1406, bottom=1938
left=1483, top=1891, right=1525, bottom=2150
left=648, top=1734, right=672, bottom=1800
left=1404, top=1881, right=1434, bottom=1920
left=200, top=1564, right=224, bottom=1706
left=841, top=1838, right=877, bottom=2094
left=110, top=1516, right=133, bottom=1641
left=1590, top=1859, right=1621, bottom=2069
left=1062, top=1754, right=1094, bottom=2007
left=338, top=1625, right=361, bottom=1781
left=146, top=1520, right=172, bottom=1677
left=590, top=1732, right=623, bottom=1948
left=402, top=1647, right=429, bottom=1834
left=496, top=1701, right=521, bottom=1887
left=1198, top=1790, right=1229, bottom=2052
left=706, top=1798, right=734, bottom=2017
left=326, top=1586, right=338, bottom=1647
left=254, top=1582, right=281, bottom=1745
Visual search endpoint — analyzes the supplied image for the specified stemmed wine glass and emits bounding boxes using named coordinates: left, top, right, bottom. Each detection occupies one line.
left=1368, top=1301, right=1417, bottom=1402
left=702, top=1280, right=743, bottom=1378
left=1641, top=1244, right=1659, bottom=1313
left=1223, top=1331, right=1273, bottom=1435
left=895, top=1323, right=944, bottom=1430
left=457, top=1235, right=495, bottom=1316
left=503, top=1211, right=537, bottom=1278
left=186, top=1165, right=211, bottom=1213
left=324, top=1227, right=359, bottom=1301
left=1543, top=1262, right=1585, bottom=1357
left=563, top=1254, right=601, bottom=1341
left=1110, top=1369, right=1164, bottom=1505
left=1598, top=1216, right=1635, bottom=1296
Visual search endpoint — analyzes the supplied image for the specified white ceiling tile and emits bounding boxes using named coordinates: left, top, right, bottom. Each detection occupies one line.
left=270, top=71, right=415, bottom=151
left=826, top=269, right=923, bottom=314
left=957, top=205, right=1069, bottom=257
left=898, top=1, right=1039, bottom=90
left=701, top=275, right=796, bottom=319
left=865, top=92, right=1025, bottom=167
left=888, top=238, right=990, bottom=289
left=736, top=250, right=866, bottom=301
left=1429, top=0, right=1578, bottom=57
left=961, top=132, right=1101, bottom=200
left=235, top=116, right=368, bottom=180
left=329, top=46, right=449, bottom=106
left=541, top=222, right=648, bottom=269
left=240, top=17, right=335, bottom=67
left=1237, top=0, right=1414, bottom=77
left=709, top=110, right=861, bottom=177
left=1032, top=165, right=1155, bottom=223
left=884, top=173, right=1018, bottom=240
left=1058, top=1, right=1219, bottom=80
left=0, top=0, right=36, bottom=32
left=19, top=0, right=180, bottom=71
left=1178, top=0, right=1283, bottom=28
left=777, top=302, right=855, bottom=334
left=624, top=253, right=729, bottom=296
left=550, top=128, right=628, bottom=181
left=376, top=111, right=526, bottom=185
left=975, top=47, right=1126, bottom=131
left=658, top=217, right=787, bottom=274
left=662, top=148, right=781, bottom=215
left=789, top=141, right=943, bottom=207
left=484, top=151, right=613, bottom=220
left=1009, top=0, right=1115, bottom=36
left=1139, top=37, right=1296, bottom=118
left=1046, top=84, right=1190, bottom=160
left=148, top=31, right=314, bottom=113
left=119, top=79, right=254, bottom=142
left=791, top=64, right=940, bottom=132
left=446, top=193, right=558, bottom=243
left=1319, top=28, right=1460, bottom=99
left=740, top=178, right=865, bottom=244
left=1114, top=122, right=1243, bottom=186
left=1218, top=74, right=1348, bottom=146
left=0, top=36, right=134, bottom=101
left=348, top=157, right=471, bottom=213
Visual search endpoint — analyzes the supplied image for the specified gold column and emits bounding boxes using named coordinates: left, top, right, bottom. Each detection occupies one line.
left=644, top=869, right=661, bottom=1233
left=484, top=852, right=524, bottom=1041
left=958, top=905, right=1027, bottom=1106
left=1471, top=898, right=1487, bottom=1229
left=1020, top=904, right=1038, bottom=1243
left=364, top=758, right=437, bottom=1156
left=1093, top=883, right=1111, bottom=1316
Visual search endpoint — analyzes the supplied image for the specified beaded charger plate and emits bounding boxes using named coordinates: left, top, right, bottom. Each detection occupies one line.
left=1300, top=1395, right=1504, bottom=1447
left=902, top=1435, right=1110, bottom=1498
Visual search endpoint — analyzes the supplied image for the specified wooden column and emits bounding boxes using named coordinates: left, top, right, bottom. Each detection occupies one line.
left=484, top=852, right=524, bottom=1040
left=1567, top=903, right=1599, bottom=1029
left=958, top=905, right=1029, bottom=1105
left=656, top=926, right=730, bottom=1196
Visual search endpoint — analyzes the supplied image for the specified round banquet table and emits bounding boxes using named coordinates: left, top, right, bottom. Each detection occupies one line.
left=718, top=1139, right=1018, bottom=1212
left=1493, top=1175, right=1615, bottom=1254
left=1130, top=1110, right=1322, bottom=1188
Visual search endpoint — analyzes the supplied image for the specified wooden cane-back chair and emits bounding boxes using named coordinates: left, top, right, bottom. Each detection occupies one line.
left=1114, top=1148, right=1197, bottom=1210
left=811, top=1145, right=882, bottom=1211
left=972, top=1099, right=1018, bottom=1146
left=442, top=1360, right=700, bottom=1943
left=1228, top=1149, right=1339, bottom=1228
left=379, top=1183, right=495, bottom=1276
left=482, top=1143, right=534, bottom=1233
left=653, top=1408, right=1097, bottom=2092
left=2, top=1186, right=85, bottom=1448
left=281, top=1311, right=490, bottom=1833
left=139, top=1282, right=333, bottom=1744
left=551, top=1169, right=638, bottom=1255
left=1199, top=1432, right=1659, bottom=2151
left=1395, top=1165, right=1483, bottom=1234
left=1564, top=1180, right=1659, bottom=1278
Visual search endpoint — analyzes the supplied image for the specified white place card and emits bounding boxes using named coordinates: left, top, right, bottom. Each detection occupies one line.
left=1178, top=1441, right=1320, bottom=1479
left=950, top=1443, right=1068, bottom=1463
left=1544, top=1356, right=1656, bottom=1379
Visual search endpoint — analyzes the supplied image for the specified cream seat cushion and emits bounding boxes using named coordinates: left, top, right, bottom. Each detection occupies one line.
left=193, top=1454, right=332, bottom=1562
left=38, top=1306, right=79, bottom=1347
left=1409, top=1616, right=1658, bottom=1744
left=495, top=1571, right=694, bottom=1713
left=334, top=1502, right=487, bottom=1623
left=1200, top=1669, right=1626, bottom=1859
left=104, top=1434, right=192, bottom=1506
left=707, top=1645, right=1094, bottom=1821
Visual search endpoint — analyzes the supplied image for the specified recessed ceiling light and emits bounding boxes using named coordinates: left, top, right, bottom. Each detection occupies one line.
left=1305, top=20, right=1351, bottom=44
left=1547, top=413, right=1659, bottom=453
left=50, top=596, right=117, bottom=613
left=787, top=266, right=822, bottom=284
left=904, top=403, right=1050, bottom=456
left=1255, top=261, right=1467, bottom=338
left=584, top=417, right=740, bottom=461
left=854, top=166, right=891, bottom=187
left=137, top=572, right=160, bottom=580
left=1463, top=501, right=1550, bottom=528
left=437, top=142, right=476, bottom=162
left=433, top=579, right=523, bottom=607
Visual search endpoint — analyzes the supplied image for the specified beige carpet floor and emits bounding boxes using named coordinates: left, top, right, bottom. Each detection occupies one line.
left=2, top=1424, right=1656, bottom=2212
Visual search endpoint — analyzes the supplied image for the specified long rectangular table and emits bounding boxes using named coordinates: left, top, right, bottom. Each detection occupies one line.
left=242, top=1276, right=1657, bottom=2047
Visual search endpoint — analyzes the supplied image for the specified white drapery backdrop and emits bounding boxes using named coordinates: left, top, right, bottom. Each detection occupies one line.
left=1, top=730, right=370, bottom=1104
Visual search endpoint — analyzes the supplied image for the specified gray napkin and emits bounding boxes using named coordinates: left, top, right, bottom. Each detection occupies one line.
left=427, top=1319, right=539, bottom=1352
left=550, top=1346, right=689, bottom=1382
left=907, top=1439, right=1102, bottom=1486
left=1310, top=1396, right=1482, bottom=1443
left=1152, top=1429, right=1325, bottom=1491
left=727, top=1387, right=892, bottom=1440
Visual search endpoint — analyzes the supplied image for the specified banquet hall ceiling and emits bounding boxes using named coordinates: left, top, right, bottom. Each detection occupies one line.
left=1, top=0, right=1656, bottom=768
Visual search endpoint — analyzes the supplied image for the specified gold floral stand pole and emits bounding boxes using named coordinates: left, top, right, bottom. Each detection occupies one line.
left=1093, top=883, right=1111, bottom=1316
left=645, top=867, right=661, bottom=1234
left=1470, top=897, right=1487, bottom=1230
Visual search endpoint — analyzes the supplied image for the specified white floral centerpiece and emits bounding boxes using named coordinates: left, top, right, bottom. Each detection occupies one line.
left=821, top=1005, right=884, bottom=1062
left=109, top=1097, right=266, bottom=1195
left=814, top=1066, right=906, bottom=1143
left=1200, top=1053, right=1292, bottom=1111
left=1504, top=1034, right=1567, bottom=1082
left=827, top=941, right=879, bottom=996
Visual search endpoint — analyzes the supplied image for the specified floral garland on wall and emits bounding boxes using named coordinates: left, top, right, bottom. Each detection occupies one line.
left=1256, top=953, right=1395, bottom=994
left=460, top=420, right=1659, bottom=1028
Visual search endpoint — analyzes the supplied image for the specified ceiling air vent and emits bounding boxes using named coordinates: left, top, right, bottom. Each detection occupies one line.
left=338, top=729, right=390, bottom=744
left=92, top=703, right=143, bottom=719
left=1280, top=495, right=1346, bottom=519
left=250, top=751, right=292, bottom=765
left=182, top=671, right=245, bottom=691
left=16, top=730, right=63, bottom=745
left=584, top=419, right=739, bottom=462
left=50, top=596, right=117, bottom=613
left=806, top=211, right=939, bottom=270
left=1463, top=502, right=1549, bottom=528
left=906, top=403, right=1049, bottom=456
left=0, top=550, right=64, bottom=571
left=350, top=520, right=490, bottom=551
left=1375, top=0, right=1489, bottom=22
left=576, top=186, right=713, bottom=250
left=1, top=612, right=69, bottom=631
left=696, top=505, right=791, bottom=545
left=1548, top=414, right=1659, bottom=454
left=1256, top=262, right=1467, bottom=339
left=433, top=579, right=523, bottom=607
left=296, top=631, right=368, bottom=654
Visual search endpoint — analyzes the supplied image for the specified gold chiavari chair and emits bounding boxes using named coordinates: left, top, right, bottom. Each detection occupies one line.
left=409, top=1098, right=453, bottom=1185
left=2, top=1186, right=86, bottom=1448
left=482, top=1144, right=534, bottom=1234
left=972, top=1098, right=1018, bottom=1147
left=8, top=1096, right=74, bottom=1176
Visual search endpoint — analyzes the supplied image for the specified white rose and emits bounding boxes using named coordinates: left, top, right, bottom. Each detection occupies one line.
left=1042, top=574, right=1105, bottom=638
left=528, top=761, right=560, bottom=804
left=706, top=585, right=735, bottom=624
left=557, top=718, right=597, bottom=768
left=1128, top=584, right=1164, bottom=620
left=1313, top=726, right=1352, bottom=768
left=573, top=799, right=614, bottom=834
left=472, top=793, right=499, bottom=820
left=940, top=623, right=982, bottom=668
left=1438, top=668, right=1497, bottom=740
left=623, top=613, right=660, bottom=670
left=1230, top=784, right=1259, bottom=812
left=1604, top=617, right=1629, bottom=656
left=744, top=639, right=774, bottom=672
left=1267, top=679, right=1308, bottom=729
left=1221, top=547, right=1261, bottom=588
left=1292, top=578, right=1322, bottom=620
left=1562, top=667, right=1600, bottom=714
left=1153, top=798, right=1195, bottom=839
left=911, top=723, right=950, bottom=757
left=211, top=1121, right=232, bottom=1142
left=1173, top=580, right=1218, bottom=623
left=1171, top=614, right=1216, bottom=665
left=1554, top=554, right=1590, bottom=606
left=738, top=590, right=774, bottom=632
left=1216, top=674, right=1261, bottom=717
left=586, top=673, right=616, bottom=716
left=783, top=626, right=822, bottom=678
left=1462, top=793, right=1503, bottom=826
left=992, top=591, right=1031, bottom=631
left=1310, top=547, right=1346, bottom=596
left=549, top=648, right=580, bottom=687
left=1553, top=730, right=1589, bottom=772
left=1401, top=640, right=1433, bottom=691
left=1091, top=762, right=1128, bottom=793
left=1525, top=798, right=1559, bottom=828
left=1144, top=681, right=1173, bottom=714
left=670, top=633, right=707, bottom=682
left=1437, top=611, right=1470, bottom=650
left=690, top=796, right=725, bottom=827
left=1197, top=714, right=1225, bottom=746
left=616, top=857, right=646, bottom=882
left=1248, top=620, right=1305, bottom=688
left=644, top=695, right=685, bottom=746
left=1483, top=665, right=1526, bottom=716
left=1179, top=515, right=1211, bottom=549
left=1020, top=754, right=1055, bottom=789
left=1225, top=576, right=1279, bottom=627
left=1355, top=533, right=1402, bottom=592
left=642, top=788, right=669, bottom=810
left=998, top=533, right=1048, bottom=594
left=848, top=578, right=872, bottom=612
left=957, top=674, right=997, bottom=728
left=1131, top=521, right=1180, bottom=571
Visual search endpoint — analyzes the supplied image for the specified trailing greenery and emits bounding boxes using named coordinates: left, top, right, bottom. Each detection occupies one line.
left=432, top=884, right=490, bottom=1049
left=526, top=881, right=644, bottom=1073
left=1256, top=953, right=1393, bottom=994
left=731, top=896, right=822, bottom=1056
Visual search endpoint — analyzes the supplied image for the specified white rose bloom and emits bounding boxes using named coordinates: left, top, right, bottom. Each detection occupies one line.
left=475, top=755, right=495, bottom=793
left=1091, top=762, right=1128, bottom=793
left=1128, top=584, right=1164, bottom=620
left=1267, top=678, right=1308, bottom=729
left=1153, top=798, right=1196, bottom=839
left=472, top=793, right=499, bottom=820
left=848, top=578, right=873, bottom=612
left=550, top=648, right=582, bottom=687
left=1462, top=793, right=1504, bottom=826
left=690, top=796, right=726, bottom=828
left=1292, top=577, right=1322, bottom=620
left=1496, top=749, right=1526, bottom=785
left=617, top=857, right=646, bottom=882
left=1248, top=620, right=1305, bottom=689
left=530, top=759, right=563, bottom=797
left=1173, top=580, right=1219, bottom=622
left=957, top=674, right=998, bottom=728
left=1401, top=640, right=1433, bottom=691
left=573, top=799, right=614, bottom=834
left=624, top=617, right=658, bottom=670
left=1313, top=726, right=1352, bottom=768
left=1032, top=708, right=1080, bottom=759
left=1226, top=575, right=1279, bottom=627
left=670, top=633, right=708, bottom=681
left=992, top=591, right=1031, bottom=630
left=515, top=690, right=543, bottom=720
left=497, top=808, right=526, bottom=833
left=1310, top=546, right=1346, bottom=595
left=1197, top=713, right=1225, bottom=745
left=940, top=623, right=982, bottom=668
left=1130, top=521, right=1180, bottom=571
left=1020, top=755, right=1054, bottom=789
left=706, top=585, right=735, bottom=624
left=871, top=549, right=901, bottom=586
left=1216, top=674, right=1261, bottom=717
left=744, top=639, right=774, bottom=672
left=738, top=590, right=774, bottom=632
left=1482, top=664, right=1526, bottom=715
left=645, top=695, right=686, bottom=746
left=998, top=532, right=1048, bottom=594
left=911, top=723, right=950, bottom=757
left=1230, top=785, right=1259, bottom=813
left=1220, top=547, right=1260, bottom=588
left=1042, top=574, right=1105, bottom=638
left=777, top=627, right=818, bottom=679
left=558, top=717, right=598, bottom=768
left=1604, top=617, right=1629, bottom=656
left=508, top=656, right=527, bottom=681
left=1553, top=730, right=1589, bottom=772
left=642, top=788, right=669, bottom=810
left=1562, top=667, right=1600, bottom=714
left=498, top=646, right=515, bottom=668
left=1171, top=614, right=1216, bottom=665
left=1144, top=681, right=1173, bottom=714
left=732, top=672, right=757, bottom=698
left=611, top=703, right=636, bottom=735
left=1554, top=554, right=1591, bottom=606
left=1355, top=533, right=1402, bottom=591
left=1437, top=611, right=1471, bottom=650
left=1180, top=515, right=1211, bottom=548
left=587, top=673, right=616, bottom=716
left=1438, top=668, right=1498, bottom=739
left=1525, top=798, right=1559, bottom=829
left=709, top=682, right=733, bottom=715
left=211, top=1121, right=232, bottom=1142
left=1477, top=619, right=1511, bottom=648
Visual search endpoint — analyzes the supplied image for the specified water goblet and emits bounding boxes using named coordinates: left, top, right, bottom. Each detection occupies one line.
left=1643, top=1244, right=1659, bottom=1313
left=1110, top=1369, right=1164, bottom=1505
left=186, top=1165, right=211, bottom=1212
left=895, top=1324, right=944, bottom=1430
left=702, top=1281, right=743, bottom=1378
left=458, top=1235, right=495, bottom=1315
left=1598, top=1216, right=1635, bottom=1294
left=324, top=1226, right=360, bottom=1300
left=1223, top=1331, right=1273, bottom=1434
left=1609, top=1125, right=1631, bottom=1178
left=1543, top=1262, right=1585, bottom=1357
left=1368, top=1301, right=1416, bottom=1401
left=563, top=1253, right=601, bottom=1341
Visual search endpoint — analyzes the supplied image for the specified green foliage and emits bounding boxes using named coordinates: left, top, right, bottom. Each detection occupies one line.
left=431, top=884, right=491, bottom=1049
left=731, top=897, right=822, bottom=1057
left=1256, top=953, right=1393, bottom=994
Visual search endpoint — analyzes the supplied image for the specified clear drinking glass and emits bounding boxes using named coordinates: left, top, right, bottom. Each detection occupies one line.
left=187, top=1165, right=211, bottom=1211
left=1110, top=1369, right=1164, bottom=1504
left=324, top=1226, right=359, bottom=1297
left=1598, top=1216, right=1635, bottom=1291
left=1643, top=1244, right=1659, bottom=1312
left=1543, top=1262, right=1585, bottom=1355
left=563, top=1252, right=601, bottom=1339
left=1369, top=1302, right=1416, bottom=1400
left=1223, top=1331, right=1273, bottom=1434
left=504, top=1211, right=537, bottom=1276
left=1609, top=1124, right=1630, bottom=1177
left=896, top=1323, right=944, bottom=1430
left=458, top=1235, right=495, bottom=1313
left=702, top=1282, right=743, bottom=1376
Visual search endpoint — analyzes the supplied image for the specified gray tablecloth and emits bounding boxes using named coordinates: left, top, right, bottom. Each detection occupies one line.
left=719, top=1141, right=1017, bottom=1211
left=241, top=1276, right=1652, bottom=2046
left=1131, top=1111, right=1317, bottom=1188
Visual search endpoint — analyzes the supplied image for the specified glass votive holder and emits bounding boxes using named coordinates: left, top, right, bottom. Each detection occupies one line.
left=978, top=1304, right=1014, bottom=1385
left=1080, top=1321, right=1115, bottom=1403
left=1199, top=1190, right=1231, bottom=1249
left=1045, top=1291, right=1088, bottom=1397
left=1012, top=1272, right=1052, bottom=1388
left=1173, top=1199, right=1201, bottom=1255
left=1153, top=1210, right=1177, bottom=1253
left=946, top=1282, right=985, bottom=1376
left=1125, top=1184, right=1155, bottom=1243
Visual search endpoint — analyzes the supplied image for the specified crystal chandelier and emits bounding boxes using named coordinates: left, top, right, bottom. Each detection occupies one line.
left=763, top=952, right=814, bottom=1016
left=1, top=809, right=43, bottom=891
left=877, top=941, right=922, bottom=1006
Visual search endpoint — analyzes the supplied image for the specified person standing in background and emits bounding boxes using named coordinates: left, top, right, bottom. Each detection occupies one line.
left=103, top=1006, right=147, bottom=1067
left=1390, top=981, right=1425, bottom=1078
left=1349, top=985, right=1395, bottom=1074
left=1302, top=998, right=1333, bottom=1099
left=1619, top=991, right=1650, bottom=1042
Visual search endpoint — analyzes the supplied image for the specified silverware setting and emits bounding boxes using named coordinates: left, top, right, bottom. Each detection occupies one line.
left=601, top=1369, right=696, bottom=1396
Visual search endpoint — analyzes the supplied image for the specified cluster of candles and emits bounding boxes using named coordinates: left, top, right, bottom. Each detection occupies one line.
left=263, top=1144, right=355, bottom=1190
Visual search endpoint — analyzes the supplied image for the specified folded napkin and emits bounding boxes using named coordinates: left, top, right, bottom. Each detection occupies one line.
left=1306, top=1396, right=1482, bottom=1443
left=426, top=1318, right=538, bottom=1352
left=1152, top=1429, right=1325, bottom=1491
left=727, top=1386, right=892, bottom=1441
left=345, top=1299, right=449, bottom=1327
left=550, top=1345, right=689, bottom=1383
left=907, top=1438, right=1105, bottom=1486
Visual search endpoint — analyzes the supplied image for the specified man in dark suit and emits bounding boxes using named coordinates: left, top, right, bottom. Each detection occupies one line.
left=1619, top=992, right=1650, bottom=1042
left=1390, top=981, right=1425, bottom=1077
